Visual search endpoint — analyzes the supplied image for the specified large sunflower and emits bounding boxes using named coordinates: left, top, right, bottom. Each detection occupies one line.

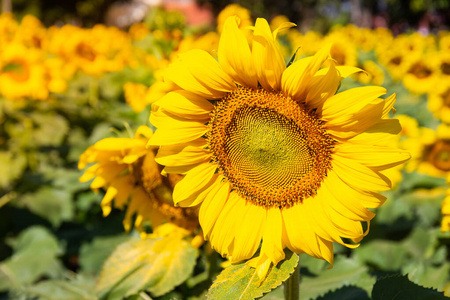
left=149, top=17, right=410, bottom=279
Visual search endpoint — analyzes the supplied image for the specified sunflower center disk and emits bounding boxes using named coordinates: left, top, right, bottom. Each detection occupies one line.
left=208, top=87, right=336, bottom=208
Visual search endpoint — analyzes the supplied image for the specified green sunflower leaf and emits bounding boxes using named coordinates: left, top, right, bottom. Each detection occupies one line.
left=0, top=226, right=64, bottom=291
left=96, top=234, right=198, bottom=299
left=79, top=235, right=130, bottom=275
left=206, top=250, right=299, bottom=300
left=353, top=240, right=410, bottom=271
left=0, top=151, right=26, bottom=190
left=15, top=187, right=74, bottom=228
left=300, top=255, right=376, bottom=300
left=371, top=274, right=450, bottom=300
left=316, top=285, right=370, bottom=300
left=26, top=275, right=97, bottom=300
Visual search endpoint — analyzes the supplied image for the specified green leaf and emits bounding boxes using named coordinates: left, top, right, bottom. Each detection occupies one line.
left=300, top=255, right=376, bottom=300
left=0, top=151, right=27, bottom=189
left=16, top=187, right=74, bottom=227
left=79, top=235, right=130, bottom=275
left=206, top=250, right=299, bottom=300
left=316, top=286, right=370, bottom=300
left=353, top=240, right=410, bottom=271
left=399, top=172, right=446, bottom=191
left=372, top=275, right=450, bottom=300
left=0, top=226, right=64, bottom=291
left=26, top=275, right=97, bottom=300
left=286, top=48, right=300, bottom=67
left=404, top=262, right=450, bottom=292
left=96, top=234, right=198, bottom=299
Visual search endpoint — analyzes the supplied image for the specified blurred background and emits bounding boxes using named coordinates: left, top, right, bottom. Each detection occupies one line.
left=3, top=0, right=450, bottom=33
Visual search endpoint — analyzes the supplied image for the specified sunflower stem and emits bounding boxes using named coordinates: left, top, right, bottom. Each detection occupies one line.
left=284, top=260, right=300, bottom=300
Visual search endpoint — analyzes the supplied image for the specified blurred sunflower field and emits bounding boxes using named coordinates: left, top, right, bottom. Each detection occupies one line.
left=1, top=1, right=450, bottom=299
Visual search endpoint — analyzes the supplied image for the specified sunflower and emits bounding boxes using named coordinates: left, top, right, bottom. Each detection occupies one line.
left=402, top=54, right=438, bottom=95
left=442, top=189, right=450, bottom=232
left=428, top=84, right=450, bottom=124
left=79, top=126, right=198, bottom=234
left=217, top=4, right=252, bottom=34
left=354, top=60, right=385, bottom=86
left=0, top=43, right=48, bottom=100
left=123, top=82, right=152, bottom=113
left=149, top=17, right=409, bottom=280
left=400, top=123, right=450, bottom=178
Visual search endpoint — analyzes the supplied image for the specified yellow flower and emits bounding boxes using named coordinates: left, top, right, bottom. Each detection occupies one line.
left=439, top=31, right=450, bottom=53
left=0, top=13, right=18, bottom=48
left=428, top=84, right=450, bottom=124
left=287, top=30, right=323, bottom=56
left=174, top=32, right=220, bottom=59
left=331, top=25, right=376, bottom=52
left=0, top=43, right=48, bottom=100
left=402, top=123, right=450, bottom=177
left=324, top=32, right=358, bottom=67
left=123, top=82, right=153, bottom=113
left=397, top=114, right=420, bottom=138
left=49, top=24, right=134, bottom=76
left=217, top=4, right=252, bottom=34
left=14, top=15, right=48, bottom=50
left=78, top=126, right=198, bottom=234
left=354, top=60, right=385, bottom=86
left=270, top=15, right=290, bottom=33
left=402, top=54, right=438, bottom=95
left=128, top=22, right=150, bottom=41
left=148, top=17, right=410, bottom=280
left=442, top=189, right=450, bottom=232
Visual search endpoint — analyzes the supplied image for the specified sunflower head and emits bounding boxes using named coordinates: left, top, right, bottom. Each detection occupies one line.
left=79, top=126, right=199, bottom=234
left=149, top=16, right=410, bottom=281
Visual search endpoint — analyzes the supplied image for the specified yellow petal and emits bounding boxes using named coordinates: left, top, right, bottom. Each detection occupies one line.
left=164, top=49, right=236, bottom=99
left=246, top=255, right=272, bottom=284
left=321, top=86, right=386, bottom=121
left=134, top=125, right=153, bottom=139
left=172, top=163, right=218, bottom=206
left=332, top=155, right=391, bottom=191
left=322, top=171, right=376, bottom=221
left=349, top=119, right=402, bottom=144
left=153, top=90, right=213, bottom=120
left=305, top=59, right=340, bottom=108
left=336, top=65, right=364, bottom=78
left=301, top=193, right=352, bottom=244
left=219, top=16, right=257, bottom=89
left=150, top=105, right=207, bottom=128
left=155, top=138, right=210, bottom=167
left=252, top=18, right=286, bottom=91
left=282, top=204, right=327, bottom=260
left=178, top=173, right=221, bottom=208
left=259, top=208, right=285, bottom=265
left=79, top=164, right=99, bottom=182
left=382, top=93, right=396, bottom=118
left=94, top=137, right=143, bottom=151
left=148, top=122, right=208, bottom=146
left=199, top=179, right=231, bottom=237
left=229, top=201, right=266, bottom=263
left=209, top=192, right=242, bottom=257
left=162, top=164, right=203, bottom=175
left=326, top=100, right=386, bottom=139
left=272, top=22, right=296, bottom=38
left=335, top=142, right=410, bottom=170
left=281, top=44, right=331, bottom=101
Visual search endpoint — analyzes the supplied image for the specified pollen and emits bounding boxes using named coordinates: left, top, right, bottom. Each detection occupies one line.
left=207, top=86, right=336, bottom=208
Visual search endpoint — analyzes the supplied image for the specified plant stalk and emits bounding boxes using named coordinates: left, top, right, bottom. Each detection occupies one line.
left=284, top=260, right=300, bottom=300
